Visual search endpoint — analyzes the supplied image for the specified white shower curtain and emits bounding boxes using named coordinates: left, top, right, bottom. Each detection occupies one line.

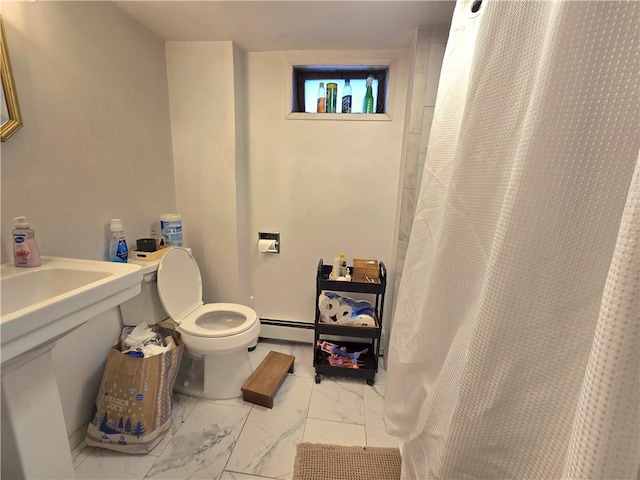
left=385, top=1, right=639, bottom=479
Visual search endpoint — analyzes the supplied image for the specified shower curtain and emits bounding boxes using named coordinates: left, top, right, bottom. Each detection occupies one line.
left=385, top=1, right=639, bottom=479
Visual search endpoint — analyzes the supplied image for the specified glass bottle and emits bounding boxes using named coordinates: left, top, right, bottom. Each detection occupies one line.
left=317, top=82, right=326, bottom=113
left=341, top=79, right=352, bottom=113
left=363, top=75, right=375, bottom=114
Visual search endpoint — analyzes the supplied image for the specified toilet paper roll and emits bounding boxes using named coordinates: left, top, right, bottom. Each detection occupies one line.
left=353, top=314, right=376, bottom=327
left=323, top=298, right=341, bottom=320
left=336, top=304, right=353, bottom=323
left=319, top=294, right=330, bottom=312
left=258, top=239, right=277, bottom=253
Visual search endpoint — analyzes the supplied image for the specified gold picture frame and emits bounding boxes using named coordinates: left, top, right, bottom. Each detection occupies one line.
left=0, top=14, right=22, bottom=142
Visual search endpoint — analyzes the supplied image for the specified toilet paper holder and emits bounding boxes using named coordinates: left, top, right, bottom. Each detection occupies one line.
left=258, top=232, right=280, bottom=254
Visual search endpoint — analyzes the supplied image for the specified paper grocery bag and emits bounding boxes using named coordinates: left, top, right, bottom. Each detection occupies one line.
left=85, top=335, right=184, bottom=454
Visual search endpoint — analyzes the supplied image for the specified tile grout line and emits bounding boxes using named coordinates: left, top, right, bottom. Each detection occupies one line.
left=299, top=372, right=315, bottom=445
left=148, top=394, right=200, bottom=462
left=218, top=401, right=255, bottom=479
left=217, top=342, right=278, bottom=479
left=306, top=413, right=365, bottom=426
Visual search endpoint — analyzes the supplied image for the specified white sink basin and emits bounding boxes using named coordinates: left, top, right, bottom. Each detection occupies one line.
left=1, top=256, right=142, bottom=364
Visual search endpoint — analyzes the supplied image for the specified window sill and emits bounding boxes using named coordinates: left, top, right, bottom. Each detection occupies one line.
left=286, top=112, right=392, bottom=121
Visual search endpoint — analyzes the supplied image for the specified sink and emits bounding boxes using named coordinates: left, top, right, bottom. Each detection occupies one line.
left=1, top=256, right=142, bottom=479
left=1, top=256, right=142, bottom=364
left=1, top=267, right=111, bottom=315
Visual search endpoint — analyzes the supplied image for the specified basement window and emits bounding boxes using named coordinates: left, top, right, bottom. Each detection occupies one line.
left=292, top=66, right=388, bottom=114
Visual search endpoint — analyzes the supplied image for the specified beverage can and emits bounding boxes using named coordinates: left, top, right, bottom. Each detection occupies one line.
left=326, top=83, right=338, bottom=113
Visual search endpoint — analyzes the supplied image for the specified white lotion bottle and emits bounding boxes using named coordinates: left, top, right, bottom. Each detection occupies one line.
left=13, top=216, right=42, bottom=267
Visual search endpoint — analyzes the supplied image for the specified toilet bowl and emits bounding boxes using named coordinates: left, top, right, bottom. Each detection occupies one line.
left=122, top=247, right=260, bottom=400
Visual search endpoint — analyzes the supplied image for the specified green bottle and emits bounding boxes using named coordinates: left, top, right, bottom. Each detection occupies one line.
left=363, top=75, right=375, bottom=114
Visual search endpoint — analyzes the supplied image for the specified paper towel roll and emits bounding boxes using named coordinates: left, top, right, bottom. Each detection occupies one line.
left=258, top=239, right=277, bottom=253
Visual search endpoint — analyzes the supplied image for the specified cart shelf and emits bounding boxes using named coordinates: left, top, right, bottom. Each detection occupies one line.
left=313, top=259, right=386, bottom=386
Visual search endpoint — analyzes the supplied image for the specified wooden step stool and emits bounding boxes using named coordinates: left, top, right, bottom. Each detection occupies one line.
left=241, top=351, right=295, bottom=409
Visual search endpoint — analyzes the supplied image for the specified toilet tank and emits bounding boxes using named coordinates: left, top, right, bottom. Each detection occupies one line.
left=119, top=260, right=168, bottom=326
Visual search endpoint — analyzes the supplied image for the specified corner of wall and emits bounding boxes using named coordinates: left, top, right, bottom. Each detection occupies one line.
left=232, top=42, right=253, bottom=306
left=387, top=26, right=447, bottom=353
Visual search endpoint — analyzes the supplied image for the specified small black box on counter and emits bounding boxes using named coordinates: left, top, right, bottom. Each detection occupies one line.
left=136, top=238, right=157, bottom=252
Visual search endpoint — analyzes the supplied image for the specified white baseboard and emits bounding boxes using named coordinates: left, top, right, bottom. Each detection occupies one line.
left=69, top=424, right=87, bottom=451
left=258, top=320, right=314, bottom=344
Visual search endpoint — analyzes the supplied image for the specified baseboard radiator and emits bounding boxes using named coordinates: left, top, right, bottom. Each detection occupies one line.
left=258, top=318, right=386, bottom=360
left=258, top=318, right=315, bottom=344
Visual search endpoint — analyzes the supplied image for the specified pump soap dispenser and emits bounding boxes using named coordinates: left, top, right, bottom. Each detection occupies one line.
left=13, top=216, right=42, bottom=267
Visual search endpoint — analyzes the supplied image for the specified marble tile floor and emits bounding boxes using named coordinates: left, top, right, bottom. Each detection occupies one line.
left=72, top=339, right=398, bottom=480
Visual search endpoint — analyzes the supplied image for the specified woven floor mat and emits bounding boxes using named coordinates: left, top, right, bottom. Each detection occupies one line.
left=293, top=442, right=401, bottom=480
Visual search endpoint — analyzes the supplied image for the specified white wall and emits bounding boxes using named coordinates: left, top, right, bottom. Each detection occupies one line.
left=166, top=41, right=246, bottom=304
left=0, top=2, right=177, bottom=263
left=248, top=50, right=410, bottom=324
left=0, top=1, right=176, bottom=445
left=166, top=46, right=410, bottom=328
left=233, top=44, right=253, bottom=305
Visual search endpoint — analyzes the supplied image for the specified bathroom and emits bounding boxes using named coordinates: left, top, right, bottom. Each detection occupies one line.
left=0, top=0, right=451, bottom=478
left=3, top=1, right=638, bottom=479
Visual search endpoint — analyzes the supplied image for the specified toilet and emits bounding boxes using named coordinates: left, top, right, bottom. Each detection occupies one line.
left=120, top=247, right=260, bottom=400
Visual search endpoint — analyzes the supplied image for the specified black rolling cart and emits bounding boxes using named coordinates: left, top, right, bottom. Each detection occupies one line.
left=313, top=258, right=386, bottom=386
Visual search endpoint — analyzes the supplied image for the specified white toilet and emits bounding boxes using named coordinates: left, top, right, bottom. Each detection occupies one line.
left=120, top=247, right=260, bottom=400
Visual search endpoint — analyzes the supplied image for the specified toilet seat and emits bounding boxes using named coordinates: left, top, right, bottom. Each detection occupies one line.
left=179, top=303, right=257, bottom=338
left=157, top=248, right=257, bottom=338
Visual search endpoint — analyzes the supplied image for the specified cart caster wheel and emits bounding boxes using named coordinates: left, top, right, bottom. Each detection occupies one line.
left=315, top=374, right=321, bottom=384
left=366, top=378, right=374, bottom=386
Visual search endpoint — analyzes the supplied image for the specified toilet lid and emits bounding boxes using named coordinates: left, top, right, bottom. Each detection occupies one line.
left=156, top=247, right=202, bottom=323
